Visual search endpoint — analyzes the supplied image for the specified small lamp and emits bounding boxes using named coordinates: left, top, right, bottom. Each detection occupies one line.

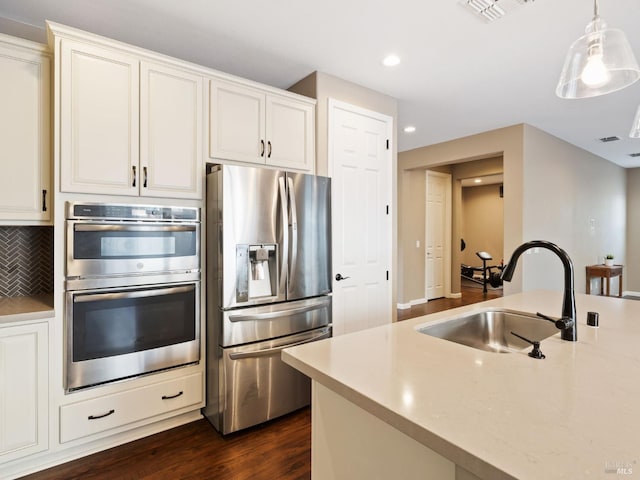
left=556, top=0, right=640, bottom=99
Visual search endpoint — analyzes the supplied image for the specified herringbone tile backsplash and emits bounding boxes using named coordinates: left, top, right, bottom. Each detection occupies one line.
left=0, top=226, right=53, bottom=296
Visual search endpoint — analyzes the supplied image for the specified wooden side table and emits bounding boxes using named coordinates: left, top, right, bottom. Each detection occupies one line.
left=585, top=264, right=623, bottom=297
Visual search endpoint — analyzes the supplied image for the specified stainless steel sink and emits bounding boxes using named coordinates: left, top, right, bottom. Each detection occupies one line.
left=417, top=309, right=559, bottom=353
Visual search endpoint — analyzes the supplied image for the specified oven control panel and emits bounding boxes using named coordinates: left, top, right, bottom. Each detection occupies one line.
left=67, top=203, right=199, bottom=221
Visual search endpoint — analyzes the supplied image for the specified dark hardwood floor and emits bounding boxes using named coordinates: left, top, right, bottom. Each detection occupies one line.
left=21, top=282, right=499, bottom=480
left=397, top=283, right=502, bottom=321
left=22, top=408, right=311, bottom=480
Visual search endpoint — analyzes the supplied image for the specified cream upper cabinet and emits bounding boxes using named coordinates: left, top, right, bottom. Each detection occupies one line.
left=60, top=39, right=140, bottom=196
left=209, top=78, right=315, bottom=171
left=140, top=61, right=203, bottom=199
left=0, top=35, right=51, bottom=222
left=266, top=94, right=314, bottom=171
left=59, top=40, right=203, bottom=199
left=0, top=321, right=49, bottom=463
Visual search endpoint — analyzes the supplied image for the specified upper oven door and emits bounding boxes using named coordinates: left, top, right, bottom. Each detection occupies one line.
left=66, top=221, right=200, bottom=278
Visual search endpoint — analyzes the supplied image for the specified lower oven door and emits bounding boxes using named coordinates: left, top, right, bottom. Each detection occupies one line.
left=66, top=282, right=200, bottom=391
left=219, top=325, right=331, bottom=434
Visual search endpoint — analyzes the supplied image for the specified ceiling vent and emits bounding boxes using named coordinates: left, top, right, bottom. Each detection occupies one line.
left=629, top=152, right=640, bottom=157
left=460, top=0, right=534, bottom=22
left=598, top=136, right=621, bottom=143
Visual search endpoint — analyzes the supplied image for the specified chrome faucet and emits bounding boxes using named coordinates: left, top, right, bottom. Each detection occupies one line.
left=501, top=240, right=577, bottom=342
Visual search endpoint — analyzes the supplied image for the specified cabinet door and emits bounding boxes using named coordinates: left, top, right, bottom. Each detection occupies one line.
left=140, top=61, right=203, bottom=199
left=0, top=38, right=51, bottom=221
left=0, top=322, right=48, bottom=462
left=266, top=95, right=315, bottom=172
left=60, top=40, right=139, bottom=195
left=209, top=79, right=266, bottom=164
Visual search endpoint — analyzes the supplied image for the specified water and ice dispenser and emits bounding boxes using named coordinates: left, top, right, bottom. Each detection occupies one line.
left=235, top=244, right=278, bottom=303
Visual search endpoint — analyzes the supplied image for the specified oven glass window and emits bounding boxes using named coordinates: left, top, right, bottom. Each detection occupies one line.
left=73, top=227, right=196, bottom=260
left=101, top=236, right=176, bottom=256
left=72, top=285, right=196, bottom=361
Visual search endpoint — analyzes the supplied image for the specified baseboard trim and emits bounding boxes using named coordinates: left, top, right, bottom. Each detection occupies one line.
left=397, top=298, right=427, bottom=309
left=447, top=292, right=462, bottom=299
left=623, top=290, right=640, bottom=297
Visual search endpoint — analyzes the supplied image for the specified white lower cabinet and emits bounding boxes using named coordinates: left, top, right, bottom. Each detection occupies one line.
left=0, top=321, right=48, bottom=463
left=60, top=372, right=202, bottom=443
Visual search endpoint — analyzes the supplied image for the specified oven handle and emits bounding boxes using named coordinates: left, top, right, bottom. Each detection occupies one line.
left=228, top=329, right=331, bottom=360
left=228, top=301, right=328, bottom=322
left=73, top=285, right=194, bottom=303
left=74, top=224, right=197, bottom=232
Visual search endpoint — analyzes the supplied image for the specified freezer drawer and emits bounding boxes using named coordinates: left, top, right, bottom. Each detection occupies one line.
left=215, top=326, right=330, bottom=434
left=220, top=296, right=331, bottom=347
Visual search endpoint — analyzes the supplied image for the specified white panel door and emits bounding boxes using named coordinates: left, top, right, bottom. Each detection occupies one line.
left=329, top=100, right=392, bottom=335
left=60, top=39, right=139, bottom=195
left=426, top=172, right=448, bottom=300
left=266, top=94, right=314, bottom=171
left=140, top=61, right=203, bottom=199
left=209, top=79, right=265, bottom=164
left=0, top=37, right=50, bottom=221
left=0, top=321, right=48, bottom=463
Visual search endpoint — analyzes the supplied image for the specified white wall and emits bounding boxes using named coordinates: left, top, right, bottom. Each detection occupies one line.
left=521, top=125, right=626, bottom=296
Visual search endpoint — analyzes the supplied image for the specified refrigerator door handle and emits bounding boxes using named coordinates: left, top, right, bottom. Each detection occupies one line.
left=278, top=176, right=289, bottom=296
left=228, top=301, right=329, bottom=322
left=228, top=329, right=331, bottom=360
left=287, top=176, right=298, bottom=290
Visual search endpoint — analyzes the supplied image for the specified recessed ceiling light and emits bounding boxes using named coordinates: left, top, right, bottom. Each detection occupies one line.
left=403, top=126, right=416, bottom=133
left=474, top=178, right=482, bottom=184
left=382, top=55, right=400, bottom=67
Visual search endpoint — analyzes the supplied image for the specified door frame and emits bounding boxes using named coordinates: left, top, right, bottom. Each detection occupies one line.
left=327, top=98, right=394, bottom=330
left=425, top=170, right=453, bottom=301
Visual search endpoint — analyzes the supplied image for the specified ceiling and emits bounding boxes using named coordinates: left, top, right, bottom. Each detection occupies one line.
left=2, top=0, right=640, bottom=167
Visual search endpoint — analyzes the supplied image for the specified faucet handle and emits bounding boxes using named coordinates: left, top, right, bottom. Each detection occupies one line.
left=536, top=312, right=574, bottom=330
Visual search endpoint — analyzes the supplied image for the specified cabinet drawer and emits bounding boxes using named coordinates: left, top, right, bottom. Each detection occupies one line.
left=60, top=372, right=202, bottom=443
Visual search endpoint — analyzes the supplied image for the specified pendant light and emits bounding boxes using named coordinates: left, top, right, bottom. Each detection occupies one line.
left=630, top=104, right=640, bottom=138
left=556, top=0, right=640, bottom=99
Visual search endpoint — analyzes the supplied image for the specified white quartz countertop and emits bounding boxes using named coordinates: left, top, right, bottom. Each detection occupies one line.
left=282, top=291, right=640, bottom=480
left=0, top=294, right=54, bottom=325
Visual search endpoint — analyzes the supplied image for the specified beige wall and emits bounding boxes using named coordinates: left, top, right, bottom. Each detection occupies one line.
left=398, top=126, right=522, bottom=304
left=289, top=71, right=399, bottom=319
left=627, top=168, right=640, bottom=292
left=521, top=125, right=626, bottom=296
left=398, top=123, right=626, bottom=306
left=461, top=184, right=504, bottom=267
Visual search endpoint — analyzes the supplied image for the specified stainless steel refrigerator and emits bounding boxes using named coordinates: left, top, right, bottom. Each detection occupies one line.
left=204, top=164, right=332, bottom=434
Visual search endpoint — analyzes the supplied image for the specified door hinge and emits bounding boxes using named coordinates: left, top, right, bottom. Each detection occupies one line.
left=386, top=139, right=390, bottom=150
left=386, top=270, right=389, bottom=281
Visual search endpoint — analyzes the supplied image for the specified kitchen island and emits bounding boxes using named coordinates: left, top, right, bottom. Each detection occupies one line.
left=282, top=291, right=640, bottom=480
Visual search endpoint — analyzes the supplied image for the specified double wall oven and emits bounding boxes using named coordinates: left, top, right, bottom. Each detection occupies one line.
left=64, top=203, right=201, bottom=392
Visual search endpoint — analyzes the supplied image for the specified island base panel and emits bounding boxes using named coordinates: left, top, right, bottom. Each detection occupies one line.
left=311, top=381, right=458, bottom=480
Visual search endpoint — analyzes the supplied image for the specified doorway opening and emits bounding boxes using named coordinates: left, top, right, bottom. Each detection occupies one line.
left=398, top=155, right=504, bottom=321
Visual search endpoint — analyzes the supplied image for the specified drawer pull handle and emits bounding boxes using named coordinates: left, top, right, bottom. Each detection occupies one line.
left=88, top=409, right=115, bottom=420
left=162, top=391, right=184, bottom=400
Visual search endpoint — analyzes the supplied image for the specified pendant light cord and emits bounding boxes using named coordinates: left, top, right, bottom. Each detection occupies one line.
left=593, top=0, right=599, bottom=19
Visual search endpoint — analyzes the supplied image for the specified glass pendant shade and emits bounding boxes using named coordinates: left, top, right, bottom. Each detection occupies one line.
left=630, top=104, right=640, bottom=138
left=556, top=18, right=640, bottom=99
